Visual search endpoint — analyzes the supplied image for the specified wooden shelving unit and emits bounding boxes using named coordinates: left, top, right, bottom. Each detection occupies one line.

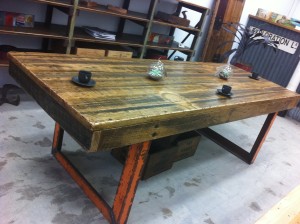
left=0, top=0, right=209, bottom=65
left=31, top=0, right=73, bottom=7
left=73, top=28, right=144, bottom=47
left=152, top=20, right=200, bottom=33
left=77, top=3, right=149, bottom=22
left=146, top=41, right=193, bottom=53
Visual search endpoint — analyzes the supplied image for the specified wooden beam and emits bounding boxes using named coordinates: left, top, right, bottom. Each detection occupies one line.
left=256, top=185, right=300, bottom=224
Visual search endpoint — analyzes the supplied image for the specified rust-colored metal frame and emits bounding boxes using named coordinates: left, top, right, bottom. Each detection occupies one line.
left=51, top=123, right=151, bottom=224
left=198, top=112, right=278, bottom=164
left=50, top=112, right=276, bottom=223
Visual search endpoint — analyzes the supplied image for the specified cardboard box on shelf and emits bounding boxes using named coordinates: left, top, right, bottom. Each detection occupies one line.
left=76, top=48, right=105, bottom=57
left=106, top=50, right=133, bottom=58
left=15, top=13, right=34, bottom=27
left=0, top=11, right=34, bottom=27
left=256, top=8, right=271, bottom=20
left=148, top=33, right=174, bottom=45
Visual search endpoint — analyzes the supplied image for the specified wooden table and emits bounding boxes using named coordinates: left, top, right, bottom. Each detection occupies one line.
left=8, top=52, right=300, bottom=224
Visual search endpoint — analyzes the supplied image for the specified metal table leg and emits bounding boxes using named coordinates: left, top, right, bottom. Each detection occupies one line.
left=198, top=112, right=278, bottom=164
left=51, top=122, right=151, bottom=224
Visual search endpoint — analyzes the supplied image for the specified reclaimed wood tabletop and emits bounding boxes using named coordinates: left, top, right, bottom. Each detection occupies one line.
left=8, top=52, right=300, bottom=151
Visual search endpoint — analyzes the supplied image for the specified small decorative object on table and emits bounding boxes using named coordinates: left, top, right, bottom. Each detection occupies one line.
left=215, top=64, right=233, bottom=80
left=217, top=84, right=233, bottom=97
left=72, top=70, right=96, bottom=87
left=147, top=59, right=166, bottom=80
left=249, top=72, right=260, bottom=80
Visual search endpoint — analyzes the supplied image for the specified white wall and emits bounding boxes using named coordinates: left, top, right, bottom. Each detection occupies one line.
left=289, top=0, right=300, bottom=19
left=169, top=0, right=214, bottom=61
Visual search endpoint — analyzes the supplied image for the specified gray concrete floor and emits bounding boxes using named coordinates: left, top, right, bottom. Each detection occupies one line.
left=1, top=95, right=300, bottom=224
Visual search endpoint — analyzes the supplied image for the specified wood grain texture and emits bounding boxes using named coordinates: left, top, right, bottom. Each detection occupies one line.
left=77, top=3, right=149, bottom=22
left=8, top=52, right=300, bottom=151
left=256, top=185, right=300, bottom=224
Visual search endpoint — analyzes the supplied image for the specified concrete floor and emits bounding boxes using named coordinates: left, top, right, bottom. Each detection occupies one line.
left=1, top=95, right=300, bottom=224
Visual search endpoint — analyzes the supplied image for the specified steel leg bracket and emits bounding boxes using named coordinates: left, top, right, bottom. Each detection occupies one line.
left=198, top=112, right=278, bottom=164
left=51, top=123, right=151, bottom=224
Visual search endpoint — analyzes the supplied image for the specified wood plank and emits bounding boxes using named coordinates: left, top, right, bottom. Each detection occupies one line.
left=256, top=185, right=300, bottom=224
left=202, top=0, right=246, bottom=62
left=73, top=28, right=144, bottom=47
left=152, top=20, right=200, bottom=33
left=8, top=52, right=300, bottom=151
left=76, top=48, right=106, bottom=57
left=31, top=0, right=72, bottom=8
left=77, top=3, right=149, bottom=22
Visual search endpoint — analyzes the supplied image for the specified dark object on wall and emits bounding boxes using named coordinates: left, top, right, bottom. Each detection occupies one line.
left=156, top=11, right=190, bottom=27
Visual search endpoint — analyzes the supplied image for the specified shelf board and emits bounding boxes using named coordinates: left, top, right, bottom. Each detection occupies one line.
left=30, top=0, right=73, bottom=7
left=77, top=3, right=149, bottom=23
left=152, top=19, right=200, bottom=33
left=0, top=59, right=8, bottom=67
left=0, top=22, right=69, bottom=39
left=249, top=15, right=300, bottom=34
left=73, top=28, right=144, bottom=48
left=146, top=41, right=193, bottom=53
